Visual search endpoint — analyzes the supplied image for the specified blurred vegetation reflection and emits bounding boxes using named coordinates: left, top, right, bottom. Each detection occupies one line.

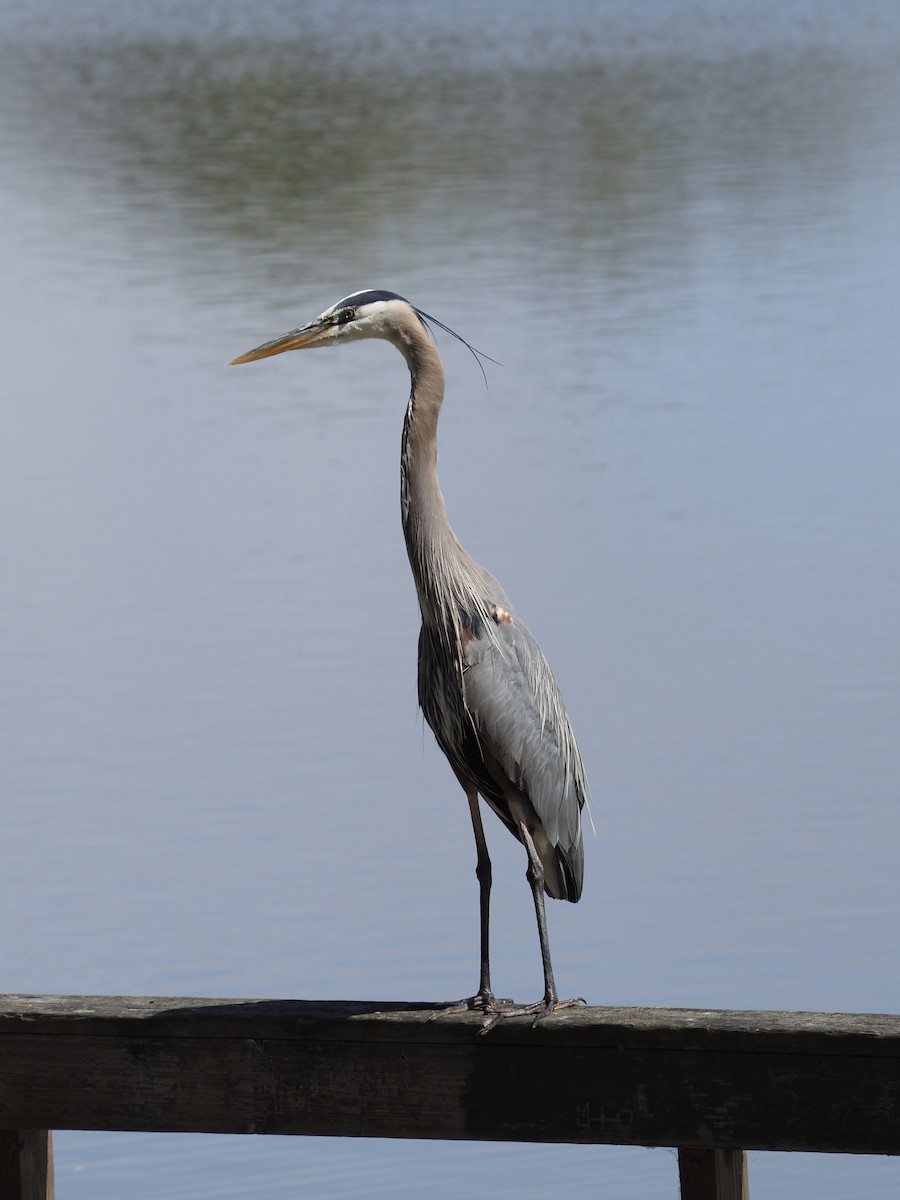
left=4, top=17, right=898, bottom=303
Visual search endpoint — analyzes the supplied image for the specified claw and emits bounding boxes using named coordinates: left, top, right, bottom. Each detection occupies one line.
left=477, top=995, right=586, bottom=1035
left=431, top=993, right=585, bottom=1031
left=428, top=992, right=512, bottom=1022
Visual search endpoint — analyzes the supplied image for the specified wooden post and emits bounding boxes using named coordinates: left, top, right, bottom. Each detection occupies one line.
left=678, top=1148, right=748, bottom=1200
left=0, top=1130, right=55, bottom=1200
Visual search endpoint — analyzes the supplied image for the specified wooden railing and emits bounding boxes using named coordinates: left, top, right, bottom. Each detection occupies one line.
left=2, top=995, right=899, bottom=1200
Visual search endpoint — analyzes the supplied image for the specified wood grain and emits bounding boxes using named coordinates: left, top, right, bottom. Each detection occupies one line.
left=2, top=996, right=899, bottom=1154
left=0, top=1129, right=54, bottom=1200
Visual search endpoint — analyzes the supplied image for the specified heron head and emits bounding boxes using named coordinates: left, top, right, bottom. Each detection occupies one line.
left=229, top=290, right=416, bottom=364
left=231, top=288, right=496, bottom=381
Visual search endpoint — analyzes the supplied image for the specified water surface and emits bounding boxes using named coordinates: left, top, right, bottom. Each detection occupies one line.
left=2, top=1, right=900, bottom=1196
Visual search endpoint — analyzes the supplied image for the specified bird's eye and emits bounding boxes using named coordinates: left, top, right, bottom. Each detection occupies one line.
left=336, top=308, right=355, bottom=325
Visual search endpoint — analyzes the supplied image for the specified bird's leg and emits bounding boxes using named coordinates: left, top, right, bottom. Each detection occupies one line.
left=430, top=786, right=507, bottom=1020
left=522, top=821, right=560, bottom=1007
left=478, top=803, right=584, bottom=1034
left=469, top=788, right=496, bottom=1007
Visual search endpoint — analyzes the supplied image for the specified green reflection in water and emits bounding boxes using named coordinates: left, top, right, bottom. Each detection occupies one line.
left=4, top=23, right=896, bottom=309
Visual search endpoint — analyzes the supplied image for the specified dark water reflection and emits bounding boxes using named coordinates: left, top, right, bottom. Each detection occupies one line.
left=2, top=2, right=900, bottom=1197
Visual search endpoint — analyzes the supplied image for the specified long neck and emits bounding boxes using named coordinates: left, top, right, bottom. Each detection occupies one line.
left=395, top=319, right=467, bottom=621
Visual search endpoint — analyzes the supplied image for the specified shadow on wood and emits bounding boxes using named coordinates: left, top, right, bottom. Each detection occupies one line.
left=3, top=995, right=900, bottom=1153
left=3, top=994, right=900, bottom=1200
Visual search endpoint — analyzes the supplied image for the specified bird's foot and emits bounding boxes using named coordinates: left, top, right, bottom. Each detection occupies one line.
left=428, top=991, right=513, bottom=1022
left=477, top=994, right=586, bottom=1036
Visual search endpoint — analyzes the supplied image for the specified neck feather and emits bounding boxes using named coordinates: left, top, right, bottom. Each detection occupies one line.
left=396, top=318, right=474, bottom=623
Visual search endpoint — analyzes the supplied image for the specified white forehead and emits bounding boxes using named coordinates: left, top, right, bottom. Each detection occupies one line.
left=319, top=293, right=411, bottom=329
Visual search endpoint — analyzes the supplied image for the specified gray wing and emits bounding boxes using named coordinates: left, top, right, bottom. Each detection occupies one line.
left=457, top=600, right=586, bottom=901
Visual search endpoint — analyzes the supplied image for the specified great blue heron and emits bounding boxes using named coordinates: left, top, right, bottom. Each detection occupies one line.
left=231, top=289, right=588, bottom=1028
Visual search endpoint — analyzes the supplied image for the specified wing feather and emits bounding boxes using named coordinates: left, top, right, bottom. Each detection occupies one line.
left=460, top=608, right=585, bottom=899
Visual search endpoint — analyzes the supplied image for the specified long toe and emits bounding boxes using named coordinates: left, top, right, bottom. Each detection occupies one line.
left=530, top=995, right=586, bottom=1027
left=429, top=992, right=510, bottom=1021
left=478, top=995, right=586, bottom=1035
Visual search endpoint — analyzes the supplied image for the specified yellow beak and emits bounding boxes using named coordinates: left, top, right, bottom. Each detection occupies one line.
left=229, top=319, right=332, bottom=365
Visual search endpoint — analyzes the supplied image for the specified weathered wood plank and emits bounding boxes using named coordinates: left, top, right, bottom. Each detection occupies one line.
left=678, top=1148, right=749, bottom=1200
left=2, top=996, right=899, bottom=1153
left=0, top=1129, right=55, bottom=1200
left=4, top=995, right=899, bottom=1052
